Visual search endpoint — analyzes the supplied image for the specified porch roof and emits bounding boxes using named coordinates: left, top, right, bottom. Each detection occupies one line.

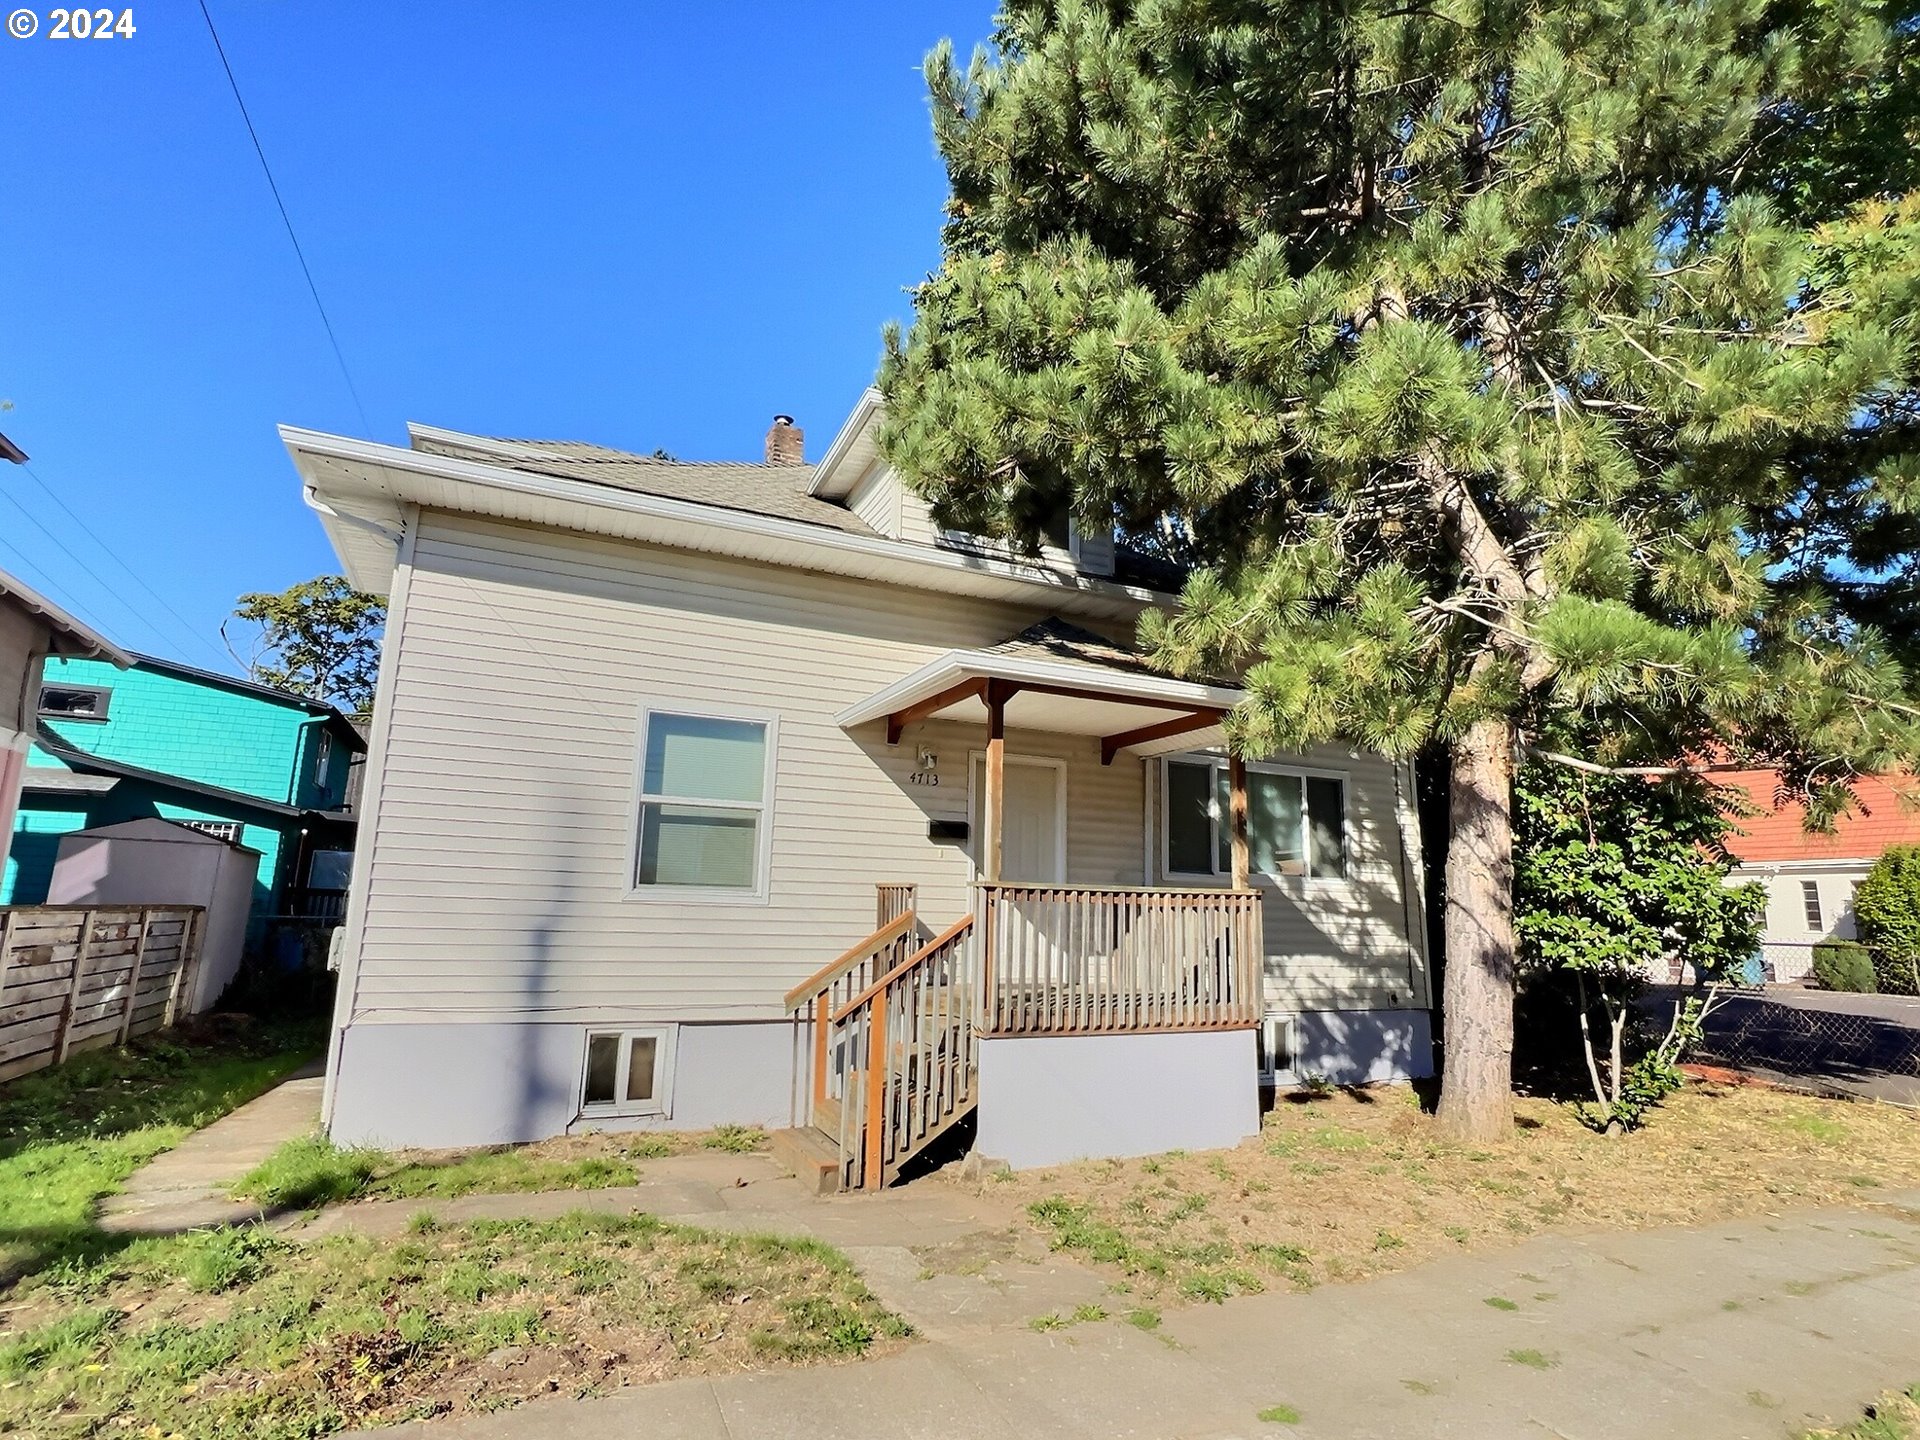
left=835, top=619, right=1241, bottom=764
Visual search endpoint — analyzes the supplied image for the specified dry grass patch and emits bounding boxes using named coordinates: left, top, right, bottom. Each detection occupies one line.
left=1802, top=1386, right=1920, bottom=1439
left=233, top=1125, right=768, bottom=1210
left=0, top=1210, right=905, bottom=1438
left=969, top=1083, right=1920, bottom=1304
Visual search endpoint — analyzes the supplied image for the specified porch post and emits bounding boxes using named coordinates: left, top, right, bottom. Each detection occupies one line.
left=1228, top=755, right=1251, bottom=890
left=983, top=680, right=1010, bottom=882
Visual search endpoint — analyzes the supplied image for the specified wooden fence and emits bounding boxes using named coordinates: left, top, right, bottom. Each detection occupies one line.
left=0, top=905, right=204, bottom=1082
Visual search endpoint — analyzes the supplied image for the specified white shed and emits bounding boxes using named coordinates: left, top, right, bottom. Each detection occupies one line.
left=48, top=818, right=259, bottom=1012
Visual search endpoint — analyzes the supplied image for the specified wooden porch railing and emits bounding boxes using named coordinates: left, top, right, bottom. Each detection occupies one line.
left=830, top=915, right=977, bottom=1190
left=976, top=882, right=1263, bottom=1036
left=875, top=883, right=917, bottom=929
left=784, top=907, right=919, bottom=1139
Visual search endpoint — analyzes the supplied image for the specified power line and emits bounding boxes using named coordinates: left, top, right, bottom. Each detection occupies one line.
left=196, top=0, right=373, bottom=438
left=0, top=484, right=184, bottom=656
left=16, top=461, right=235, bottom=671
left=0, top=528, right=117, bottom=640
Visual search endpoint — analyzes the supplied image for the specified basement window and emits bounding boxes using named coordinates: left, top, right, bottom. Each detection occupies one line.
left=580, top=1026, right=675, bottom=1117
left=39, top=684, right=111, bottom=721
left=1257, top=1013, right=1298, bottom=1084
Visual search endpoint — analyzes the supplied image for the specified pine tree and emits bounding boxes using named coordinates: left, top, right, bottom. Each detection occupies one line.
left=878, top=0, right=1920, bottom=1139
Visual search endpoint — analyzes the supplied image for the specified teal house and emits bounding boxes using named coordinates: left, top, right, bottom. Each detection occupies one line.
left=2, top=653, right=364, bottom=934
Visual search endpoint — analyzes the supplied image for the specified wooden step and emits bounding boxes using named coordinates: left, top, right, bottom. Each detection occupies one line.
left=767, top=1125, right=841, bottom=1195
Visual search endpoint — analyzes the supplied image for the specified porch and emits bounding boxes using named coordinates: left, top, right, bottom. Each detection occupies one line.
left=783, top=622, right=1268, bottom=1190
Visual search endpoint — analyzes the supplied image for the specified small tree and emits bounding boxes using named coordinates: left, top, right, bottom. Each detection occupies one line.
left=1855, top=844, right=1920, bottom=994
left=224, top=576, right=385, bottom=716
left=1514, top=760, right=1765, bottom=1132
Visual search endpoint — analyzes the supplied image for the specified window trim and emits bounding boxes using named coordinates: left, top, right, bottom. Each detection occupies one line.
left=1159, top=753, right=1352, bottom=885
left=577, top=1024, right=677, bottom=1119
left=38, top=682, right=113, bottom=722
left=1801, top=878, right=1825, bottom=933
left=1257, top=1011, right=1298, bottom=1085
left=624, top=702, right=779, bottom=905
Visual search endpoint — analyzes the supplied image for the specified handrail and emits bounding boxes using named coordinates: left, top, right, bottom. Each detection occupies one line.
left=831, top=915, right=975, bottom=1024
left=783, top=910, right=917, bottom=1011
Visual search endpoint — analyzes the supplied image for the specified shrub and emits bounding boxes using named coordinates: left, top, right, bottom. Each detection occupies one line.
left=1811, top=939, right=1878, bottom=994
left=1854, top=846, right=1920, bottom=996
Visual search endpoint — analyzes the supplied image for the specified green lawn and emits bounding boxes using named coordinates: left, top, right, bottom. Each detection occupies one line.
left=1, top=1210, right=907, bottom=1439
left=1803, top=1388, right=1920, bottom=1440
left=230, top=1123, right=768, bottom=1210
left=0, top=1018, right=323, bottom=1284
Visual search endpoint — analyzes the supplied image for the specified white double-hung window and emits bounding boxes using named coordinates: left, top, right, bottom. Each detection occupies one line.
left=1163, top=756, right=1347, bottom=880
left=632, top=708, right=775, bottom=898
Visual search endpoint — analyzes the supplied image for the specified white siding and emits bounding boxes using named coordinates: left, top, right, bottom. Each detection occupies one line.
left=845, top=462, right=902, bottom=539
left=346, top=511, right=1425, bottom=1028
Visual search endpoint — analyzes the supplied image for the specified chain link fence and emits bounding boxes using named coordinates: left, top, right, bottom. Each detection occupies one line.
left=1650, top=984, right=1920, bottom=1108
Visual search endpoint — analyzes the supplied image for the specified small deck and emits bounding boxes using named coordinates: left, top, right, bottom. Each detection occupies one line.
left=783, top=881, right=1263, bottom=1190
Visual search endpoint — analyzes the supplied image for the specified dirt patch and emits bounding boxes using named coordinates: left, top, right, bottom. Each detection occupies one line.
left=911, top=1226, right=1024, bottom=1279
left=959, top=1083, right=1920, bottom=1304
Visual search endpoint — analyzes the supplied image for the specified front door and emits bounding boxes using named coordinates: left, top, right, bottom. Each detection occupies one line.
left=970, top=755, right=1065, bottom=882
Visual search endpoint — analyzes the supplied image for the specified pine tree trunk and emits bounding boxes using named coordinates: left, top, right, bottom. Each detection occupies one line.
left=1434, top=715, right=1517, bottom=1143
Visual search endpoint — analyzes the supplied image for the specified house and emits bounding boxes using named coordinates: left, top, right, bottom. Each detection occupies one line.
left=1717, top=769, right=1920, bottom=983
left=0, top=565, right=129, bottom=848
left=3, top=652, right=366, bottom=943
left=284, top=395, right=1434, bottom=1180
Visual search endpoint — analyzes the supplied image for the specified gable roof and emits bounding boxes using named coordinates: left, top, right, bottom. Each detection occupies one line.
left=407, top=426, right=877, bottom=537
left=1719, top=769, right=1920, bottom=864
left=0, top=566, right=130, bottom=665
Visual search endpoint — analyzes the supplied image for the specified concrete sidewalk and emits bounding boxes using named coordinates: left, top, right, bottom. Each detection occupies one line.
left=98, top=1061, right=323, bottom=1234
left=372, top=1193, right=1920, bottom=1440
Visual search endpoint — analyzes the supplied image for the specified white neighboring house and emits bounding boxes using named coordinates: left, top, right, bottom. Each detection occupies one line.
left=284, top=395, right=1435, bottom=1183
left=0, top=565, right=129, bottom=845
left=1717, top=769, right=1920, bottom=984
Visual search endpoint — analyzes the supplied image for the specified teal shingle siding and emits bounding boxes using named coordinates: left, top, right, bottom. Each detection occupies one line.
left=5, top=657, right=355, bottom=922
left=41, top=656, right=321, bottom=805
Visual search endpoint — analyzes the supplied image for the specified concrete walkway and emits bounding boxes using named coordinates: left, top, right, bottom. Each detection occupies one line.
left=357, top=1192, right=1920, bottom=1440
left=97, top=1062, right=324, bottom=1234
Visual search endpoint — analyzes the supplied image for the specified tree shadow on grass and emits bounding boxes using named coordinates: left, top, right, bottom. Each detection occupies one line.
left=0, top=1016, right=324, bottom=1291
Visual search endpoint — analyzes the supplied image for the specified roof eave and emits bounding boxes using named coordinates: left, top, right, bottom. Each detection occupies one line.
left=283, top=426, right=1174, bottom=622
left=0, top=569, right=132, bottom=667
left=834, top=649, right=1243, bottom=731
left=807, top=388, right=886, bottom=499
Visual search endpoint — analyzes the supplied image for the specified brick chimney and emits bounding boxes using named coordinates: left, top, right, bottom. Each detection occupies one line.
left=764, top=414, right=804, bottom=466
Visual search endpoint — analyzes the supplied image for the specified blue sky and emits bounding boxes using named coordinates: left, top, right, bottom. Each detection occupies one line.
left=1, top=1, right=995, bottom=671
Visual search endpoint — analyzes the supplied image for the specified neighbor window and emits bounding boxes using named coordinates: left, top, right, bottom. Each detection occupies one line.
left=1163, top=757, right=1347, bottom=880
left=179, top=820, right=242, bottom=844
left=39, top=684, right=111, bottom=721
left=633, top=709, right=772, bottom=894
left=1801, top=879, right=1825, bottom=932
left=315, top=731, right=335, bottom=789
left=581, top=1027, right=673, bottom=1116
